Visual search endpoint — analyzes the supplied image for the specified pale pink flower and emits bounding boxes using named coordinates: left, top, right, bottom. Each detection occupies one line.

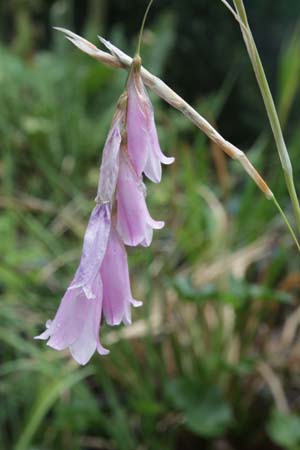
left=101, top=226, right=142, bottom=326
left=35, top=49, right=172, bottom=364
left=126, top=60, right=174, bottom=183
left=116, top=151, right=164, bottom=247
left=35, top=204, right=111, bottom=365
left=35, top=98, right=141, bottom=365
left=35, top=203, right=141, bottom=365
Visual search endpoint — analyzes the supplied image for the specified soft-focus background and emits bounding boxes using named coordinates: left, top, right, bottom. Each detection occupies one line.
left=1, top=1, right=300, bottom=449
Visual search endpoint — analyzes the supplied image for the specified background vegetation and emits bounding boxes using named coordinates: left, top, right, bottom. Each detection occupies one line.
left=1, top=1, right=300, bottom=449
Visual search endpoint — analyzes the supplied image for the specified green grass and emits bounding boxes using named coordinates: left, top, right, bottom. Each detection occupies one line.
left=1, top=12, right=300, bottom=450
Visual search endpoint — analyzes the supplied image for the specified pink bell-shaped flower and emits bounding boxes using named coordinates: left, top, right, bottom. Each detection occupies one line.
left=35, top=204, right=111, bottom=365
left=101, top=226, right=142, bottom=326
left=35, top=204, right=141, bottom=365
left=126, top=57, right=174, bottom=183
left=116, top=150, right=164, bottom=247
left=35, top=37, right=173, bottom=365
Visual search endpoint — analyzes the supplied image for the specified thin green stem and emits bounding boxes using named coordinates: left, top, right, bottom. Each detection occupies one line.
left=124, top=0, right=155, bottom=91
left=231, top=0, right=300, bottom=234
left=272, top=196, right=300, bottom=253
left=136, top=0, right=154, bottom=57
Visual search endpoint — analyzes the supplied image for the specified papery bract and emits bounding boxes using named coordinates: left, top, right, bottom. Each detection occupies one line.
left=96, top=101, right=124, bottom=204
left=68, top=203, right=111, bottom=299
left=116, top=151, right=164, bottom=247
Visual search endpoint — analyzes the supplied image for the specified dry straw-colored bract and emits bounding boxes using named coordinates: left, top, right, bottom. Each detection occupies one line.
left=55, top=27, right=273, bottom=200
left=54, top=27, right=300, bottom=252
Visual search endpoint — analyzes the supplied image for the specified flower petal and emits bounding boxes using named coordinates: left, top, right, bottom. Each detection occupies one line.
left=96, top=109, right=122, bottom=204
left=116, top=152, right=164, bottom=247
left=69, top=306, right=98, bottom=365
left=126, top=75, right=150, bottom=176
left=126, top=70, right=174, bottom=183
left=70, top=277, right=108, bottom=365
left=101, top=227, right=137, bottom=326
left=36, top=288, right=90, bottom=351
left=144, top=115, right=175, bottom=183
left=35, top=204, right=111, bottom=363
left=70, top=203, right=111, bottom=296
left=36, top=275, right=108, bottom=365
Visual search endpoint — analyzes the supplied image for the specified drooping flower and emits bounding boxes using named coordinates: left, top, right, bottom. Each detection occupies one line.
left=36, top=32, right=174, bottom=365
left=101, top=226, right=142, bottom=326
left=35, top=203, right=111, bottom=365
left=97, top=38, right=174, bottom=182
left=53, top=30, right=175, bottom=182
left=125, top=55, right=175, bottom=183
left=116, top=150, right=164, bottom=247
left=35, top=96, right=140, bottom=365
left=35, top=203, right=141, bottom=365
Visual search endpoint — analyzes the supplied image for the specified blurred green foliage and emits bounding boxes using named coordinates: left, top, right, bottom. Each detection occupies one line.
left=1, top=2, right=300, bottom=450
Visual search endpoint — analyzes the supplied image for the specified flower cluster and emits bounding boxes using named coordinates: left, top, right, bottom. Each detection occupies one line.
left=35, top=57, right=174, bottom=365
